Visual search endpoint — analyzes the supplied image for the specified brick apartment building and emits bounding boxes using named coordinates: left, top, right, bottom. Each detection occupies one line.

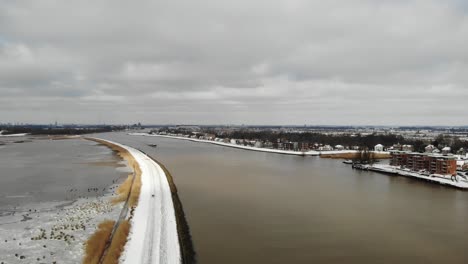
left=390, top=151, right=457, bottom=176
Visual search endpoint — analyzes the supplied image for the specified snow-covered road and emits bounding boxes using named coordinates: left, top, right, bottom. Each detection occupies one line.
left=95, top=139, right=181, bottom=264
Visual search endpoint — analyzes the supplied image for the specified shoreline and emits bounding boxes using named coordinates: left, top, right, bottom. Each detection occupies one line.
left=131, top=133, right=319, bottom=156
left=352, top=163, right=468, bottom=189
left=129, top=133, right=391, bottom=158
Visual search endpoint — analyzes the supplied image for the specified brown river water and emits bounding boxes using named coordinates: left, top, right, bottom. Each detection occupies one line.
left=97, top=132, right=468, bottom=264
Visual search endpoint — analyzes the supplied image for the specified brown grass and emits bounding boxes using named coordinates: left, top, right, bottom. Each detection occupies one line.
left=82, top=220, right=115, bottom=264
left=320, top=152, right=391, bottom=159
left=102, top=220, right=130, bottom=264
left=111, top=174, right=133, bottom=204
left=128, top=165, right=142, bottom=208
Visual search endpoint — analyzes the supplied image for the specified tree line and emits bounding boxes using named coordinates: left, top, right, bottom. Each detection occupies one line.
left=215, top=131, right=468, bottom=153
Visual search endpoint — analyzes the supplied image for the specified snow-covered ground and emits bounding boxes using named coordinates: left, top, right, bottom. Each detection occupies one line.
left=129, top=133, right=320, bottom=156
left=361, top=163, right=468, bottom=189
left=94, top=139, right=181, bottom=264
left=0, top=192, right=123, bottom=264
left=0, top=133, right=29, bottom=137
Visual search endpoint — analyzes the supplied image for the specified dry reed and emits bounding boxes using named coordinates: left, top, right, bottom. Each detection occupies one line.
left=82, top=220, right=115, bottom=264
left=111, top=174, right=133, bottom=204
left=102, top=220, right=131, bottom=264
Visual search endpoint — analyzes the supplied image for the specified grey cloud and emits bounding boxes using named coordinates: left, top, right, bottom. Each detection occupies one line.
left=0, top=0, right=467, bottom=125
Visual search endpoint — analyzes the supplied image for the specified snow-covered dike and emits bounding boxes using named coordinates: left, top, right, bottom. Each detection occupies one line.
left=95, top=139, right=181, bottom=264
left=129, top=133, right=320, bottom=156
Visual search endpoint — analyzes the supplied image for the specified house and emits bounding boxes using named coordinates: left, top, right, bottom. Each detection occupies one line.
left=335, top=145, right=345, bottom=151
left=442, top=147, right=451, bottom=155
left=319, top=145, right=333, bottom=151
left=425, top=145, right=435, bottom=153
left=374, top=144, right=384, bottom=152
left=254, top=141, right=263, bottom=148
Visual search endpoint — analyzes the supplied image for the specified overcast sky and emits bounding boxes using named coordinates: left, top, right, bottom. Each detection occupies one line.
left=1, top=0, right=467, bottom=125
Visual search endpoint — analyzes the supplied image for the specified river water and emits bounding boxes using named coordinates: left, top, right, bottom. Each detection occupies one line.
left=97, top=132, right=468, bottom=264
left=0, top=137, right=127, bottom=208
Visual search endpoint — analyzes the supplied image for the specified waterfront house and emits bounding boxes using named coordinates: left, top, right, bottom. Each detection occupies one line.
left=254, top=141, right=263, bottom=148
left=335, top=145, right=345, bottom=151
left=319, top=145, right=334, bottom=151
left=374, top=144, right=384, bottom=152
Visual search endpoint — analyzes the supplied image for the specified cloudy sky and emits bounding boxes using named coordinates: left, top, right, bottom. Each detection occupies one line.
left=1, top=0, right=467, bottom=125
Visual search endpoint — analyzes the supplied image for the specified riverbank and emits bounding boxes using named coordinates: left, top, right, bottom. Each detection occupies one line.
left=351, top=163, right=468, bottom=189
left=91, top=138, right=182, bottom=264
left=130, top=133, right=391, bottom=158
left=130, top=133, right=320, bottom=156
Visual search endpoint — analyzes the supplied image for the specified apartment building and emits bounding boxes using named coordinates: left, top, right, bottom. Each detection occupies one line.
left=390, top=151, right=457, bottom=176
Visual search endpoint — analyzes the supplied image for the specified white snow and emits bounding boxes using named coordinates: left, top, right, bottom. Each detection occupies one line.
left=0, top=196, right=123, bottom=264
left=95, top=139, right=181, bottom=264
left=0, top=133, right=29, bottom=137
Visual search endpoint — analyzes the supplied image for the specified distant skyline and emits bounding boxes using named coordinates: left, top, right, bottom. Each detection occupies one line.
left=1, top=0, right=468, bottom=125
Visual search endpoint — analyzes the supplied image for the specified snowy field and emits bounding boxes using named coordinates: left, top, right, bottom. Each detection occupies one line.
left=93, top=139, right=181, bottom=264
left=0, top=190, right=123, bottom=264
